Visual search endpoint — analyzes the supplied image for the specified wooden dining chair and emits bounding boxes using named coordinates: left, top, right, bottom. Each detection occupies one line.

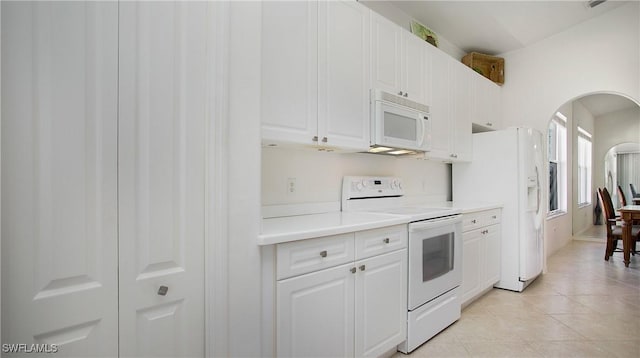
left=598, top=187, right=640, bottom=261
left=631, top=183, right=640, bottom=198
left=617, top=185, right=627, bottom=207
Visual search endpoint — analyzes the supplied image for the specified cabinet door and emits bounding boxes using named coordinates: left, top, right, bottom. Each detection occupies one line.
left=277, top=263, right=355, bottom=357
left=427, top=47, right=451, bottom=160
left=461, top=231, right=483, bottom=305
left=370, top=11, right=401, bottom=95
left=402, top=33, right=427, bottom=104
left=355, top=250, right=407, bottom=357
left=472, top=74, right=502, bottom=130
left=318, top=0, right=370, bottom=150
left=261, top=1, right=318, bottom=145
left=484, top=224, right=501, bottom=286
left=450, top=63, right=473, bottom=161
left=1, top=2, right=119, bottom=354
left=118, top=2, right=206, bottom=356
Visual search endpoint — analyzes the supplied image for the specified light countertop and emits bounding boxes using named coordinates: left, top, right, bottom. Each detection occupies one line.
left=259, top=211, right=411, bottom=246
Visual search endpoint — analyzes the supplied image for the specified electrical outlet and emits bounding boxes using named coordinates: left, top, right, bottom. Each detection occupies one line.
left=287, top=178, right=296, bottom=195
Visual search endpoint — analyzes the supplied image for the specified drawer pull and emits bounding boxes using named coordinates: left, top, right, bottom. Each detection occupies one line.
left=471, top=219, right=477, bottom=224
left=350, top=267, right=357, bottom=274
left=359, top=265, right=366, bottom=271
left=492, top=215, right=497, bottom=219
left=383, top=238, right=390, bottom=244
left=319, top=250, right=327, bottom=258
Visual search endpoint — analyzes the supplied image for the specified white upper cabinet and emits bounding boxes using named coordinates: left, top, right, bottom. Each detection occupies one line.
left=261, top=1, right=318, bottom=146
left=472, top=73, right=502, bottom=130
left=371, top=11, right=427, bottom=104
left=318, top=0, right=371, bottom=150
left=427, top=46, right=452, bottom=160
left=370, top=11, right=401, bottom=98
left=261, top=0, right=370, bottom=151
left=427, top=47, right=474, bottom=162
left=450, top=61, right=473, bottom=162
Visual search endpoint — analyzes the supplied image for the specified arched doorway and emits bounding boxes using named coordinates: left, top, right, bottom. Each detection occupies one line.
left=544, top=92, right=639, bottom=248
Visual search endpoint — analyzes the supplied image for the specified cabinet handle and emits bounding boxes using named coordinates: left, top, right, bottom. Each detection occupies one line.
left=486, top=122, right=493, bottom=126
left=450, top=154, right=458, bottom=158
left=350, top=267, right=357, bottom=274
left=383, top=238, right=390, bottom=244
left=471, top=219, right=477, bottom=224
left=312, top=136, right=318, bottom=142
left=321, top=137, right=328, bottom=143
left=403, top=93, right=408, bottom=97
left=359, top=265, right=366, bottom=271
left=492, top=215, right=497, bottom=219
left=157, top=285, right=169, bottom=296
left=320, top=250, right=327, bottom=258
left=398, top=91, right=404, bottom=96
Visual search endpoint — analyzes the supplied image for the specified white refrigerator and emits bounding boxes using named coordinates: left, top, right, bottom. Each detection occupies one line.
left=453, top=127, right=544, bottom=292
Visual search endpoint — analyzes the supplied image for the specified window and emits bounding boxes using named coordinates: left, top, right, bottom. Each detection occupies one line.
left=577, top=127, right=592, bottom=206
left=548, top=112, right=567, bottom=215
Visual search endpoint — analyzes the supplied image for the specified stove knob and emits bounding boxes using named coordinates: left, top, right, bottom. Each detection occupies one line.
left=356, top=182, right=364, bottom=191
left=391, top=179, right=398, bottom=189
left=361, top=179, right=367, bottom=188
left=398, top=181, right=403, bottom=190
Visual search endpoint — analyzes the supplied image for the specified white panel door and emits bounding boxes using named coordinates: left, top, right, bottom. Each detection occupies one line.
left=461, top=232, right=483, bottom=305
left=318, top=0, right=370, bottom=150
left=355, top=250, right=407, bottom=358
left=484, top=225, right=501, bottom=286
left=370, top=11, right=401, bottom=95
left=402, top=33, right=427, bottom=104
left=1, top=2, right=118, bottom=355
left=427, top=47, right=452, bottom=160
left=118, top=2, right=205, bottom=357
left=277, top=263, right=355, bottom=357
left=261, top=0, right=318, bottom=145
left=451, top=63, right=473, bottom=162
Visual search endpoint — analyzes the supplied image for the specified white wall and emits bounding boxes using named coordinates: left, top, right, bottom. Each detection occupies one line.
left=571, top=101, right=595, bottom=235
left=262, top=147, right=450, bottom=207
left=594, top=107, right=640, bottom=195
left=227, top=2, right=262, bottom=356
left=502, top=2, right=640, bottom=257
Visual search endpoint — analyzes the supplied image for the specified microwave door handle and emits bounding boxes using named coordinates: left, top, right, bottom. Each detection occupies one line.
left=417, top=115, right=425, bottom=147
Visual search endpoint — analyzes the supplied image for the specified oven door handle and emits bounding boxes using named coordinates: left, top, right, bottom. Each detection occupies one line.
left=409, top=215, right=461, bottom=232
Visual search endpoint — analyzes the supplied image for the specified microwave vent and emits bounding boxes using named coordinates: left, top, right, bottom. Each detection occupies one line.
left=374, top=90, right=430, bottom=113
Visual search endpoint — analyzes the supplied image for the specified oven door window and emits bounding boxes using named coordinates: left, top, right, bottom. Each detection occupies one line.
left=422, top=232, right=454, bottom=282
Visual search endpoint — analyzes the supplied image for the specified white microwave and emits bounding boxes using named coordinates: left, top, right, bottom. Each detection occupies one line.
left=370, top=90, right=431, bottom=154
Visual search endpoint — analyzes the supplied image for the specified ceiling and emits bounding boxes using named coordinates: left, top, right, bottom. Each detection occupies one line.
left=389, top=0, right=630, bottom=55
left=577, top=94, right=638, bottom=117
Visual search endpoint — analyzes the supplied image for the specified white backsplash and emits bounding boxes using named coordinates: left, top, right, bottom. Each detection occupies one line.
left=262, top=147, right=450, bottom=207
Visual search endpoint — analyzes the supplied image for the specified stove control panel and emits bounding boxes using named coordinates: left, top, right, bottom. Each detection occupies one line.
left=342, top=176, right=404, bottom=200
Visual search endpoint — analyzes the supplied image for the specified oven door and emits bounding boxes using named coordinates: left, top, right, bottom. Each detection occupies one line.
left=408, top=215, right=462, bottom=311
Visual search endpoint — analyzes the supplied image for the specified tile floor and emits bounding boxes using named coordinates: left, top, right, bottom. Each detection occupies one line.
left=395, top=238, right=640, bottom=357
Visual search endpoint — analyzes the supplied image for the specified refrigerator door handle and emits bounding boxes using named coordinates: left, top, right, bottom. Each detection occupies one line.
left=535, top=166, right=541, bottom=214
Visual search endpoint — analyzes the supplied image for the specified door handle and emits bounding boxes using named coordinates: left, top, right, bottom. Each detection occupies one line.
left=157, top=285, right=169, bottom=296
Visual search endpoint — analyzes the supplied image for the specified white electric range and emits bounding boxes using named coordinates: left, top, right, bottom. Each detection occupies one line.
left=342, top=176, right=463, bottom=353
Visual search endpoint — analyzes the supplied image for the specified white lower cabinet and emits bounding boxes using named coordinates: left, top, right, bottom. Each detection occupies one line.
left=461, top=209, right=502, bottom=306
left=275, top=226, right=407, bottom=357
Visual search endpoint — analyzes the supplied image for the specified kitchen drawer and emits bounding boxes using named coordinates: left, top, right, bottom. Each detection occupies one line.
left=462, top=208, right=501, bottom=232
left=355, top=224, right=407, bottom=260
left=277, top=233, right=355, bottom=280
left=480, top=209, right=501, bottom=227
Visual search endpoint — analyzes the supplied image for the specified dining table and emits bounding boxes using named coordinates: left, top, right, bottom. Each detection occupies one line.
left=618, top=205, right=640, bottom=267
